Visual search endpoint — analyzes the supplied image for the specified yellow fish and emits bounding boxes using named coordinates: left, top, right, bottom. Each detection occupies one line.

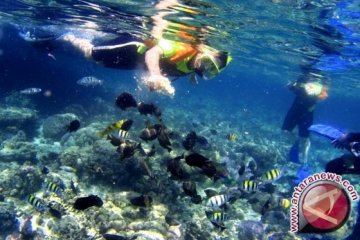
left=242, top=180, right=258, bottom=191
left=227, top=133, right=237, bottom=141
left=262, top=169, right=281, bottom=181
left=279, top=198, right=291, bottom=209
left=98, top=119, right=133, bottom=138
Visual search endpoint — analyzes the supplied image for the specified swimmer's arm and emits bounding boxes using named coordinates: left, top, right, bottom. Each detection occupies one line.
left=145, top=45, right=163, bottom=76
left=144, top=46, right=175, bottom=96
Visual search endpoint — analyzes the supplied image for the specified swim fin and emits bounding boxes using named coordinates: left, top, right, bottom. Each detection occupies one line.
left=295, top=165, right=311, bottom=185
left=288, top=140, right=300, bottom=163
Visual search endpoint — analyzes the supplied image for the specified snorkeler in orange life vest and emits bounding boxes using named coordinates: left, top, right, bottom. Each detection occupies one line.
left=282, top=72, right=328, bottom=164
left=59, top=0, right=232, bottom=96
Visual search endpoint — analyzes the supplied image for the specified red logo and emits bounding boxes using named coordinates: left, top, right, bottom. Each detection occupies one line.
left=299, top=182, right=350, bottom=233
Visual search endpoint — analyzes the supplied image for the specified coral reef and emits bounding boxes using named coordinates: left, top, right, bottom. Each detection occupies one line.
left=42, top=113, right=78, bottom=140
left=0, top=106, right=38, bottom=137
left=0, top=202, right=19, bottom=236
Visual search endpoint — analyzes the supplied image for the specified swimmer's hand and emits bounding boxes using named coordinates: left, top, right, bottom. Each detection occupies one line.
left=331, top=134, right=349, bottom=149
left=145, top=75, right=175, bottom=96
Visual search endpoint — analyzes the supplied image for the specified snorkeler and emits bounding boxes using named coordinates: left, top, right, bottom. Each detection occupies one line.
left=282, top=70, right=328, bottom=164
left=28, top=0, right=231, bottom=96
left=325, top=132, right=360, bottom=175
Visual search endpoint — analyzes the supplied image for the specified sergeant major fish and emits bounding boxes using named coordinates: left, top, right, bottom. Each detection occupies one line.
left=261, top=169, right=281, bottom=182
left=27, top=194, right=46, bottom=212
left=205, top=211, right=228, bottom=231
left=44, top=181, right=63, bottom=197
left=242, top=180, right=259, bottom=192
left=77, top=76, right=103, bottom=87
left=206, top=194, right=230, bottom=208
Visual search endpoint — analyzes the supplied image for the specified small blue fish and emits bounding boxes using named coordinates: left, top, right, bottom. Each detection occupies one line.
left=20, top=88, right=42, bottom=95
left=77, top=76, right=103, bottom=87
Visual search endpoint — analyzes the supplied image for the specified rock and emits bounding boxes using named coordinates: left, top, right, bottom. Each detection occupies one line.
left=0, top=164, right=42, bottom=198
left=42, top=113, right=78, bottom=140
left=0, top=107, right=38, bottom=137
left=237, top=220, right=265, bottom=240
left=0, top=139, right=37, bottom=163
left=0, top=203, right=19, bottom=236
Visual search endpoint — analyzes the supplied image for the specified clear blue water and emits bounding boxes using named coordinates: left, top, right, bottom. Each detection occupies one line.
left=0, top=0, right=359, bottom=239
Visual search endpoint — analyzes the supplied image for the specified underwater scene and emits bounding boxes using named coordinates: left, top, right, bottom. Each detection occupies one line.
left=0, top=0, right=360, bottom=239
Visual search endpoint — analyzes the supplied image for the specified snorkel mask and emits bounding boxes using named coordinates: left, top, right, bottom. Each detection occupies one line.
left=195, top=50, right=232, bottom=80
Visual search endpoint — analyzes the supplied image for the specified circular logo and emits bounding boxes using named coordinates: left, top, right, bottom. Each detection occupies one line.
left=301, top=182, right=350, bottom=232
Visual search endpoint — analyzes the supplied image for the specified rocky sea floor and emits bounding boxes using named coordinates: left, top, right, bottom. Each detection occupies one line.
left=0, top=91, right=359, bottom=240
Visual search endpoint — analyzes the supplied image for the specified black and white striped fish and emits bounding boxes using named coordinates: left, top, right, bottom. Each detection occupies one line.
left=118, top=129, right=129, bottom=139
left=206, top=194, right=229, bottom=208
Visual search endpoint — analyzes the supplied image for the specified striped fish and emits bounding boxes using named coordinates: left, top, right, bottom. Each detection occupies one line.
left=27, top=194, right=46, bottom=212
left=242, top=180, right=258, bottom=191
left=262, top=169, right=281, bottom=182
left=118, top=129, right=129, bottom=139
left=206, top=194, right=229, bottom=208
left=206, top=211, right=228, bottom=230
left=45, top=181, right=63, bottom=197
left=98, top=119, right=133, bottom=138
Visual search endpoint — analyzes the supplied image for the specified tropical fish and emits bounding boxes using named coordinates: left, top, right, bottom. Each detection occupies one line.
left=130, top=195, right=152, bottom=208
left=261, top=198, right=272, bottom=215
left=107, top=134, right=124, bottom=147
left=118, top=129, right=129, bottom=139
left=44, top=181, right=63, bottom=197
left=196, top=135, right=210, bottom=149
left=27, top=194, right=46, bottom=212
left=77, top=76, right=103, bottom=87
left=201, top=162, right=229, bottom=182
left=67, top=119, right=80, bottom=132
left=48, top=201, right=65, bottom=219
left=98, top=119, right=133, bottom=138
left=242, top=180, right=259, bottom=192
left=227, top=133, right=237, bottom=141
left=138, top=102, right=162, bottom=122
left=117, top=140, right=141, bottom=160
left=139, top=124, right=159, bottom=141
left=279, top=198, right=291, bottom=209
left=73, top=195, right=103, bottom=210
left=261, top=169, right=281, bottom=182
left=206, top=194, right=230, bottom=208
left=182, top=131, right=197, bottom=150
left=185, top=153, right=210, bottom=168
left=41, top=166, right=49, bottom=175
left=115, top=92, right=138, bottom=110
left=182, top=181, right=202, bottom=204
left=205, top=211, right=228, bottom=231
left=167, top=154, right=189, bottom=180
left=157, top=125, right=172, bottom=152
left=238, top=162, right=246, bottom=176
left=70, top=179, right=80, bottom=194
left=20, top=88, right=42, bottom=95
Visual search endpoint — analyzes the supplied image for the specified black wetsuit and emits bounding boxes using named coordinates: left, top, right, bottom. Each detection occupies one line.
left=282, top=83, right=318, bottom=138
left=325, top=133, right=360, bottom=175
left=91, top=33, right=144, bottom=69
left=325, top=133, right=360, bottom=240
